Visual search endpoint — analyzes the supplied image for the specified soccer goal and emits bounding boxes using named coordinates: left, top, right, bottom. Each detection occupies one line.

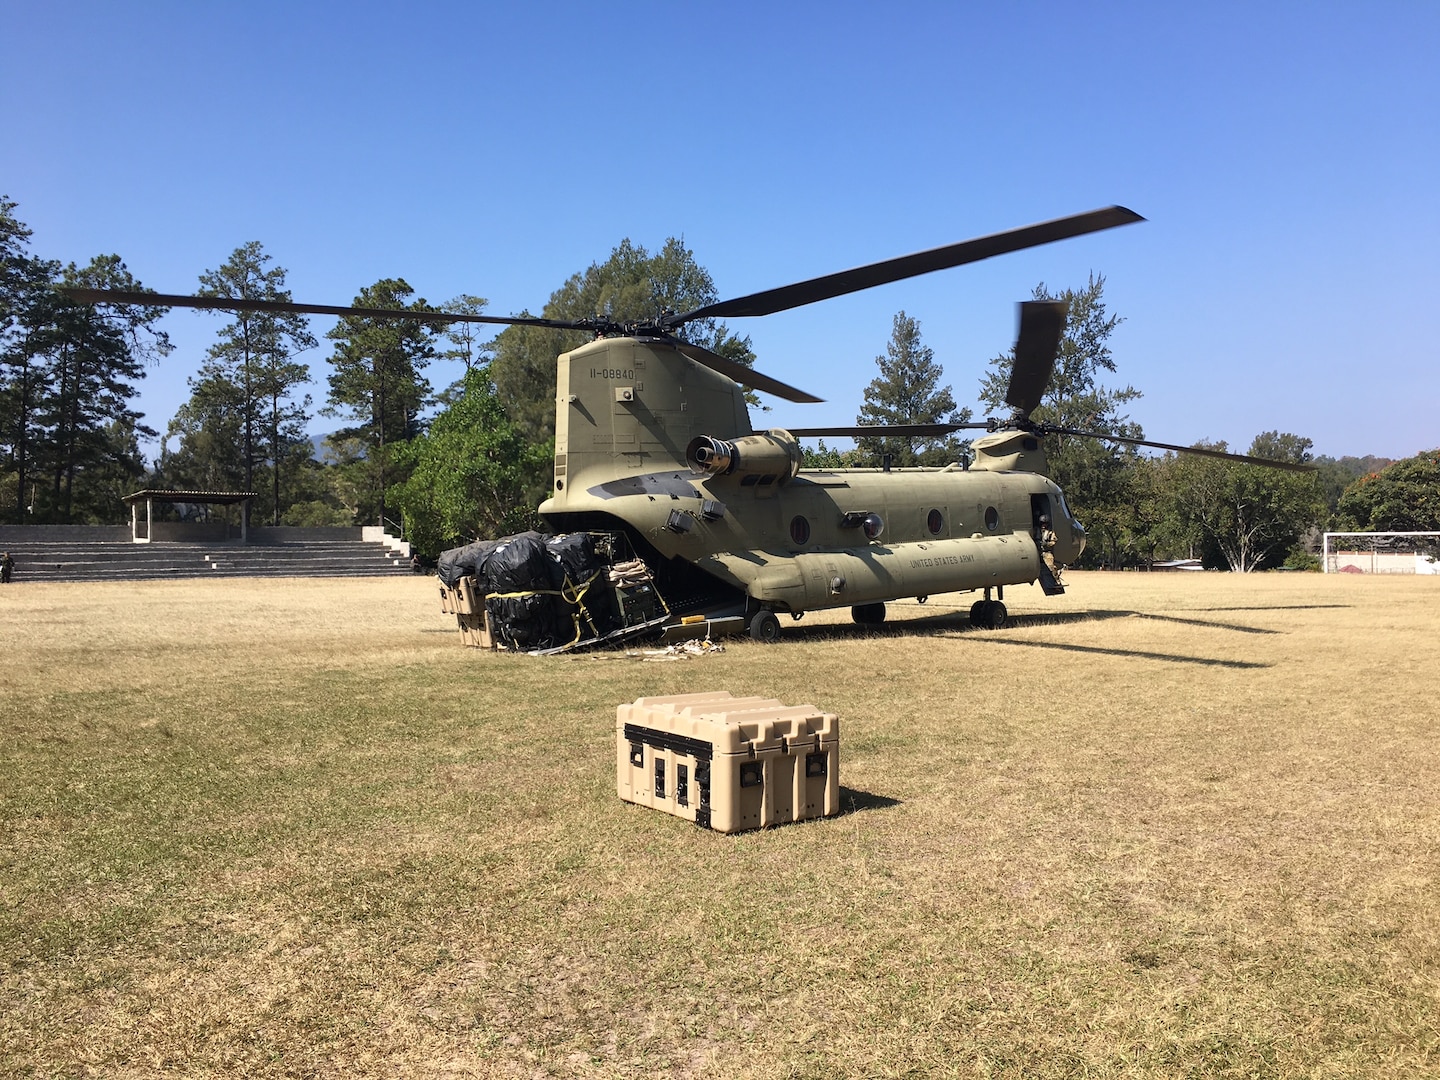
left=1322, top=532, right=1440, bottom=574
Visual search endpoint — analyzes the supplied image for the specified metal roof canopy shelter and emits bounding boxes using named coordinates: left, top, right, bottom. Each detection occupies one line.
left=121, top=489, right=260, bottom=544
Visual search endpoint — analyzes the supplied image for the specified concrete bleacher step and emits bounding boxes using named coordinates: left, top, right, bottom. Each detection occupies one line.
left=7, top=539, right=410, bottom=582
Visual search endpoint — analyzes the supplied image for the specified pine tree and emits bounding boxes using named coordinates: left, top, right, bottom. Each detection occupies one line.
left=1, top=197, right=55, bottom=520
left=855, top=311, right=970, bottom=467
left=194, top=243, right=316, bottom=525
left=39, top=257, right=169, bottom=522
left=3, top=203, right=169, bottom=523
left=438, top=294, right=492, bottom=377
left=323, top=279, right=438, bottom=525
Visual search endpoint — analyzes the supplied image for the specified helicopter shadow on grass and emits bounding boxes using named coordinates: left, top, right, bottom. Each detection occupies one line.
left=966, top=607, right=1284, bottom=637
left=1098, top=610, right=1282, bottom=635
left=959, top=607, right=1277, bottom=667
left=772, top=606, right=1129, bottom=644
left=970, top=636, right=1270, bottom=670
left=1187, top=603, right=1353, bottom=613
left=772, top=607, right=1272, bottom=668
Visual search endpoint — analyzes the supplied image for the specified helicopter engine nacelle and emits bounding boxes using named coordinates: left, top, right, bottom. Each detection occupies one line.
left=686, top=429, right=803, bottom=485
left=969, top=429, right=1050, bottom=473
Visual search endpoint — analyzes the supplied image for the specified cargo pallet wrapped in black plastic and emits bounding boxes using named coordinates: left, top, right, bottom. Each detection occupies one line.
left=548, top=532, right=619, bottom=638
left=435, top=530, right=658, bottom=652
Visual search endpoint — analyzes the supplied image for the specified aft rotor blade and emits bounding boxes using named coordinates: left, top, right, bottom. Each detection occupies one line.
left=666, top=206, right=1144, bottom=326
left=60, top=288, right=588, bottom=331
left=669, top=340, right=823, bottom=403
left=787, top=423, right=990, bottom=439
left=1045, top=426, right=1317, bottom=472
left=1004, top=300, right=1068, bottom=417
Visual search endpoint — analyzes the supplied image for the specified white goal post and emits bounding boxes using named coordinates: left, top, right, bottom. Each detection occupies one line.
left=1322, top=532, right=1440, bottom=574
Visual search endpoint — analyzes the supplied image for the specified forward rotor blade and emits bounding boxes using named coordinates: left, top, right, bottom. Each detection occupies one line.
left=787, top=423, right=990, bottom=439
left=665, top=206, right=1144, bottom=326
left=60, top=288, right=587, bottom=331
left=1004, top=300, right=1068, bottom=417
left=669, top=340, right=823, bottom=403
left=1044, top=426, right=1317, bottom=473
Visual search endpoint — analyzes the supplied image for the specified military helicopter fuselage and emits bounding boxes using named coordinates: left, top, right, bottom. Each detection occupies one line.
left=540, top=335, right=1080, bottom=632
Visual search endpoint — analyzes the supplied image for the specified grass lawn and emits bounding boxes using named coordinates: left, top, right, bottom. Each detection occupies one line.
left=2, top=570, right=1438, bottom=1078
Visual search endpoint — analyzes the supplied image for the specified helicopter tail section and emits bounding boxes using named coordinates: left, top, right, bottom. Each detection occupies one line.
left=546, top=336, right=752, bottom=516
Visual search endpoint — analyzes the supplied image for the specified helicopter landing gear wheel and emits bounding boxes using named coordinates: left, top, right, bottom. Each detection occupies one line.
left=749, top=609, right=781, bottom=644
left=970, top=600, right=1007, bottom=630
left=852, top=602, right=886, bottom=625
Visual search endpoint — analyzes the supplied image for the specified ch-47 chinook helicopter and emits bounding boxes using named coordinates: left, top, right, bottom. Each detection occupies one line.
left=68, top=206, right=1310, bottom=644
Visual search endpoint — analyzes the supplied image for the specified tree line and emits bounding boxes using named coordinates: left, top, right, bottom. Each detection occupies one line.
left=3, top=194, right=1434, bottom=566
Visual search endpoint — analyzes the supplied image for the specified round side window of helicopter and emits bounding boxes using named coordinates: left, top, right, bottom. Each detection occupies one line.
left=789, top=515, right=811, bottom=545
left=984, top=506, right=1000, bottom=531
left=927, top=509, right=944, bottom=535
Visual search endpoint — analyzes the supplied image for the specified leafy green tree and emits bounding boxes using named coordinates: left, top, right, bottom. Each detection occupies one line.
left=279, top=441, right=360, bottom=527
left=388, top=367, right=549, bottom=556
left=490, top=238, right=757, bottom=443
left=323, top=279, right=439, bottom=525
left=855, top=311, right=971, bottom=466
left=488, top=317, right=565, bottom=444
left=1168, top=432, right=1325, bottom=572
left=1336, top=450, right=1440, bottom=534
left=314, top=434, right=372, bottom=525
left=979, top=274, right=1142, bottom=567
left=1119, top=456, right=1180, bottom=567
left=1312, top=453, right=1393, bottom=522
left=193, top=243, right=316, bottom=526
left=800, top=439, right=865, bottom=469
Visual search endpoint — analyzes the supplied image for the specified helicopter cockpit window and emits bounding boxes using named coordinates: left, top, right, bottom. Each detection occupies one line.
left=984, top=506, right=1000, bottom=532
left=927, top=509, right=943, bottom=535
left=790, top=516, right=811, bottom=545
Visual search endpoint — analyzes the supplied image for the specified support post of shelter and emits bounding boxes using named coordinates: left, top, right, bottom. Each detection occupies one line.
left=130, top=497, right=152, bottom=543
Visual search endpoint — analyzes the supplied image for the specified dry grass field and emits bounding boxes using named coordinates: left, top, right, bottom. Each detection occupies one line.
left=2, top=570, right=1438, bottom=1078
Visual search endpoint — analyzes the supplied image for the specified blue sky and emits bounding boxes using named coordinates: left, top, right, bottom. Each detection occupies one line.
left=4, top=1, right=1437, bottom=461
